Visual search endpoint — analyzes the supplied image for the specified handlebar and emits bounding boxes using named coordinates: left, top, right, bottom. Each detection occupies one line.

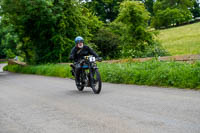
left=83, top=56, right=102, bottom=62
left=96, top=57, right=102, bottom=62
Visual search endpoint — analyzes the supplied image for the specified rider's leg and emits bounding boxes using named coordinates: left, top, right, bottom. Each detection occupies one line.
left=75, top=63, right=81, bottom=85
left=70, top=64, right=75, bottom=76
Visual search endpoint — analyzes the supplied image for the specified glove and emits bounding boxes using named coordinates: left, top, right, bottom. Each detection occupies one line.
left=96, top=57, right=102, bottom=62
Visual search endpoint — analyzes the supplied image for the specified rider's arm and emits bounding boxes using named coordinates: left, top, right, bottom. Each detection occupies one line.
left=88, top=46, right=98, bottom=58
left=69, top=47, right=76, bottom=61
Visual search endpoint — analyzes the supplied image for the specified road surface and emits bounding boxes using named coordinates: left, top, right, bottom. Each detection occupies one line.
left=0, top=64, right=200, bottom=133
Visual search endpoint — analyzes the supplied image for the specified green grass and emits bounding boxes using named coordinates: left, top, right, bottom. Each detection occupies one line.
left=0, top=61, right=8, bottom=64
left=157, top=22, right=200, bottom=55
left=4, top=61, right=200, bottom=90
left=3, top=64, right=73, bottom=78
left=98, top=61, right=200, bottom=89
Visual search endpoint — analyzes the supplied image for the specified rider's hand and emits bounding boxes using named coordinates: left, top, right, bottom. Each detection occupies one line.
left=97, top=57, right=102, bottom=62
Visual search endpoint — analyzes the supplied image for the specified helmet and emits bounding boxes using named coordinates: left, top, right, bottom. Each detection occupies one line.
left=75, top=36, right=84, bottom=44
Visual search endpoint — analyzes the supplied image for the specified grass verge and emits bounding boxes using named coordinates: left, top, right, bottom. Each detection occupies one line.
left=3, top=64, right=73, bottom=78
left=0, top=61, right=8, bottom=64
left=4, top=61, right=200, bottom=90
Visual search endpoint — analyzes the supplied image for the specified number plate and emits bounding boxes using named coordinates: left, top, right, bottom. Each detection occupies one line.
left=89, top=57, right=95, bottom=62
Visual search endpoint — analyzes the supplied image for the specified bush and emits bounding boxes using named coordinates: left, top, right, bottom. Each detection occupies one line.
left=98, top=61, right=200, bottom=89
left=91, top=27, right=121, bottom=59
left=4, top=49, right=16, bottom=59
left=115, top=1, right=152, bottom=52
left=143, top=41, right=170, bottom=57
left=4, top=64, right=73, bottom=78
left=120, top=41, right=169, bottom=58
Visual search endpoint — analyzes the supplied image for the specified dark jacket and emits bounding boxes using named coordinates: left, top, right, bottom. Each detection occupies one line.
left=69, top=45, right=98, bottom=62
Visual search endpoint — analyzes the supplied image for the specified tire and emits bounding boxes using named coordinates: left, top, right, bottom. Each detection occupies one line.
left=75, top=72, right=84, bottom=91
left=75, top=82, right=84, bottom=91
left=90, top=69, right=102, bottom=94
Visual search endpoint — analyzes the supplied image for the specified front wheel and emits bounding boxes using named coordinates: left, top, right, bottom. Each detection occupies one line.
left=75, top=72, right=84, bottom=91
left=90, top=69, right=102, bottom=94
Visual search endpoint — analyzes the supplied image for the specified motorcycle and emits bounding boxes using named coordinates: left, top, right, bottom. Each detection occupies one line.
left=71, top=56, right=102, bottom=94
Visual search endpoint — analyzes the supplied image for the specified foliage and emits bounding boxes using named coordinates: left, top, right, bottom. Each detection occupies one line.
left=120, top=41, right=169, bottom=58
left=152, top=8, right=192, bottom=29
left=0, top=43, right=6, bottom=58
left=4, top=64, right=73, bottom=78
left=153, top=0, right=194, bottom=10
left=190, top=0, right=200, bottom=18
left=84, top=0, right=123, bottom=22
left=144, top=0, right=155, bottom=16
left=0, top=17, right=20, bottom=59
left=0, top=61, right=7, bottom=64
left=142, top=41, right=170, bottom=57
left=99, top=60, right=200, bottom=89
left=2, top=0, right=197, bottom=62
left=5, top=60, right=200, bottom=90
left=113, top=1, right=168, bottom=58
left=83, top=0, right=155, bottom=22
left=81, top=7, right=103, bottom=38
left=0, top=0, right=102, bottom=64
left=152, top=0, right=193, bottom=29
left=91, top=26, right=121, bottom=59
left=115, top=1, right=150, bottom=50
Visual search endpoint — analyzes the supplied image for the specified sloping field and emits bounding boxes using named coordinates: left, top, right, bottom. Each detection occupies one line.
left=158, top=22, right=200, bottom=55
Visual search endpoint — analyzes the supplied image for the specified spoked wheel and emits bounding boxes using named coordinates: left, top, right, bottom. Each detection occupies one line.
left=75, top=73, right=84, bottom=91
left=90, top=69, right=102, bottom=94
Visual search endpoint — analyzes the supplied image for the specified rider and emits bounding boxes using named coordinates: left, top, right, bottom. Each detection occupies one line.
left=69, top=36, right=99, bottom=86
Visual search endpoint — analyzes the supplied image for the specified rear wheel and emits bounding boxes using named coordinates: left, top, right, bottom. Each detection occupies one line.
left=90, top=69, right=102, bottom=94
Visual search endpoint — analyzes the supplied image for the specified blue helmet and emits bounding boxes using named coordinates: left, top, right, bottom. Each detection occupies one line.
left=75, top=36, right=84, bottom=44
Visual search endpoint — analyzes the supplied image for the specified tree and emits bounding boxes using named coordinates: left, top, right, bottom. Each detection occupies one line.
left=136, top=0, right=155, bottom=16
left=84, top=0, right=123, bottom=22
left=1, top=0, right=102, bottom=64
left=152, top=0, right=194, bottom=28
left=152, top=8, right=192, bottom=28
left=191, top=0, right=200, bottom=18
left=114, top=1, right=154, bottom=57
left=144, top=0, right=154, bottom=16
left=91, top=26, right=121, bottom=59
left=0, top=23, right=6, bottom=58
left=153, top=0, right=194, bottom=10
left=0, top=17, right=20, bottom=59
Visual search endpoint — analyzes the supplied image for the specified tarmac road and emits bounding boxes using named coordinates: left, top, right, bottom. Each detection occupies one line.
left=0, top=64, right=200, bottom=133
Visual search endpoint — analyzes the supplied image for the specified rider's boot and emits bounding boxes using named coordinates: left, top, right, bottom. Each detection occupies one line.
left=71, top=70, right=75, bottom=76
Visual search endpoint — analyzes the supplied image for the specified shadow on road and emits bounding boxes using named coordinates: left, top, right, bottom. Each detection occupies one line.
left=66, top=90, right=98, bottom=96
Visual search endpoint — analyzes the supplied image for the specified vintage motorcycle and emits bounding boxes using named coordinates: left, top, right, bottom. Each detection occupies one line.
left=71, top=56, right=102, bottom=94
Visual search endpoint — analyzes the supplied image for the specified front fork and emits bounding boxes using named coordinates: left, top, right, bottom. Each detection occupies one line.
left=89, top=65, right=98, bottom=87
